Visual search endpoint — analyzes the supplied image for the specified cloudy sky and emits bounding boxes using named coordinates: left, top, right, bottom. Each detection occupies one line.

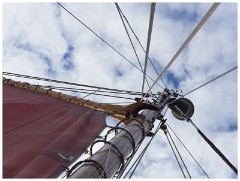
left=2, top=2, right=238, bottom=179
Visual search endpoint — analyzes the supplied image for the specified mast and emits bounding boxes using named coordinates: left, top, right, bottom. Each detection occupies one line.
left=67, top=89, right=170, bottom=178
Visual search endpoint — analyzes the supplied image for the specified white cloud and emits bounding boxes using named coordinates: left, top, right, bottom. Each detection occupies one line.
left=2, top=2, right=237, bottom=179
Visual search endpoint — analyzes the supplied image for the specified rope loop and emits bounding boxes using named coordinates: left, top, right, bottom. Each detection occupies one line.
left=90, top=140, right=125, bottom=171
left=116, top=118, right=145, bottom=143
left=105, top=126, right=135, bottom=159
left=34, top=84, right=40, bottom=91
left=69, top=96, right=76, bottom=102
left=57, top=92, right=61, bottom=98
left=66, top=159, right=107, bottom=178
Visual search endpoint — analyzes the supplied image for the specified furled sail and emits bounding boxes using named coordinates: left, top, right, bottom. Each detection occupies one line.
left=3, top=82, right=107, bottom=178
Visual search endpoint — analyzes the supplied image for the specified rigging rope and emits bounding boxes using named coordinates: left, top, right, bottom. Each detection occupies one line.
left=39, top=87, right=136, bottom=100
left=169, top=102, right=237, bottom=176
left=124, top=120, right=162, bottom=178
left=143, top=3, right=221, bottom=98
left=115, top=3, right=167, bottom=88
left=102, top=101, right=134, bottom=105
left=184, top=65, right=237, bottom=96
left=188, top=119, right=238, bottom=175
left=116, top=136, right=142, bottom=178
left=167, top=129, right=192, bottom=178
left=3, top=72, right=152, bottom=96
left=165, top=130, right=186, bottom=178
left=141, top=3, right=156, bottom=100
left=57, top=2, right=163, bottom=90
left=39, top=85, right=149, bottom=96
left=118, top=106, right=170, bottom=178
left=115, top=3, right=153, bottom=92
left=166, top=123, right=210, bottom=178
left=101, top=144, right=112, bottom=178
left=114, top=122, right=147, bottom=178
left=82, top=88, right=100, bottom=99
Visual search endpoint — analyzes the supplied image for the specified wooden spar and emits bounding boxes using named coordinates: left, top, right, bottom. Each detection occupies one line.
left=68, top=90, right=169, bottom=178
left=2, top=77, right=152, bottom=125
left=2, top=77, right=124, bottom=117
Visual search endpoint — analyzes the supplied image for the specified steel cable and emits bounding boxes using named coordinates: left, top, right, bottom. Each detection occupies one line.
left=166, top=123, right=210, bottom=178
left=57, top=2, right=163, bottom=90
left=3, top=72, right=153, bottom=96
left=115, top=3, right=153, bottom=92
left=141, top=3, right=156, bottom=99
left=143, top=3, right=221, bottom=98
left=184, top=65, right=237, bottom=96
left=167, top=129, right=192, bottom=178
left=165, top=131, right=187, bottom=178
left=115, top=3, right=167, bottom=88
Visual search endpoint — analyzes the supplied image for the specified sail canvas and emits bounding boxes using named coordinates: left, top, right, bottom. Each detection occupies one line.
left=3, top=83, right=106, bottom=178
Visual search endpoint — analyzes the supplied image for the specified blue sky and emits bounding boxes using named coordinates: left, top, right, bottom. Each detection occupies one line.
left=2, top=2, right=238, bottom=178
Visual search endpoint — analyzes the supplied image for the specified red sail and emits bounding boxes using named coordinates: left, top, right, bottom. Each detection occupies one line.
left=3, top=83, right=107, bottom=178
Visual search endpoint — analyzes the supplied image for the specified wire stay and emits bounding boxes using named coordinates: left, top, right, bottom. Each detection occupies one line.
left=57, top=2, right=163, bottom=90
left=188, top=119, right=238, bottom=175
left=167, top=129, right=191, bottom=178
left=165, top=130, right=186, bottom=178
left=44, top=87, right=136, bottom=100
left=115, top=3, right=167, bottom=88
left=115, top=3, right=153, bottom=92
left=143, top=3, right=221, bottom=98
left=141, top=3, right=156, bottom=100
left=184, top=65, right=237, bottom=96
left=3, top=72, right=152, bottom=96
left=39, top=85, right=148, bottom=97
left=166, top=123, right=210, bottom=178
